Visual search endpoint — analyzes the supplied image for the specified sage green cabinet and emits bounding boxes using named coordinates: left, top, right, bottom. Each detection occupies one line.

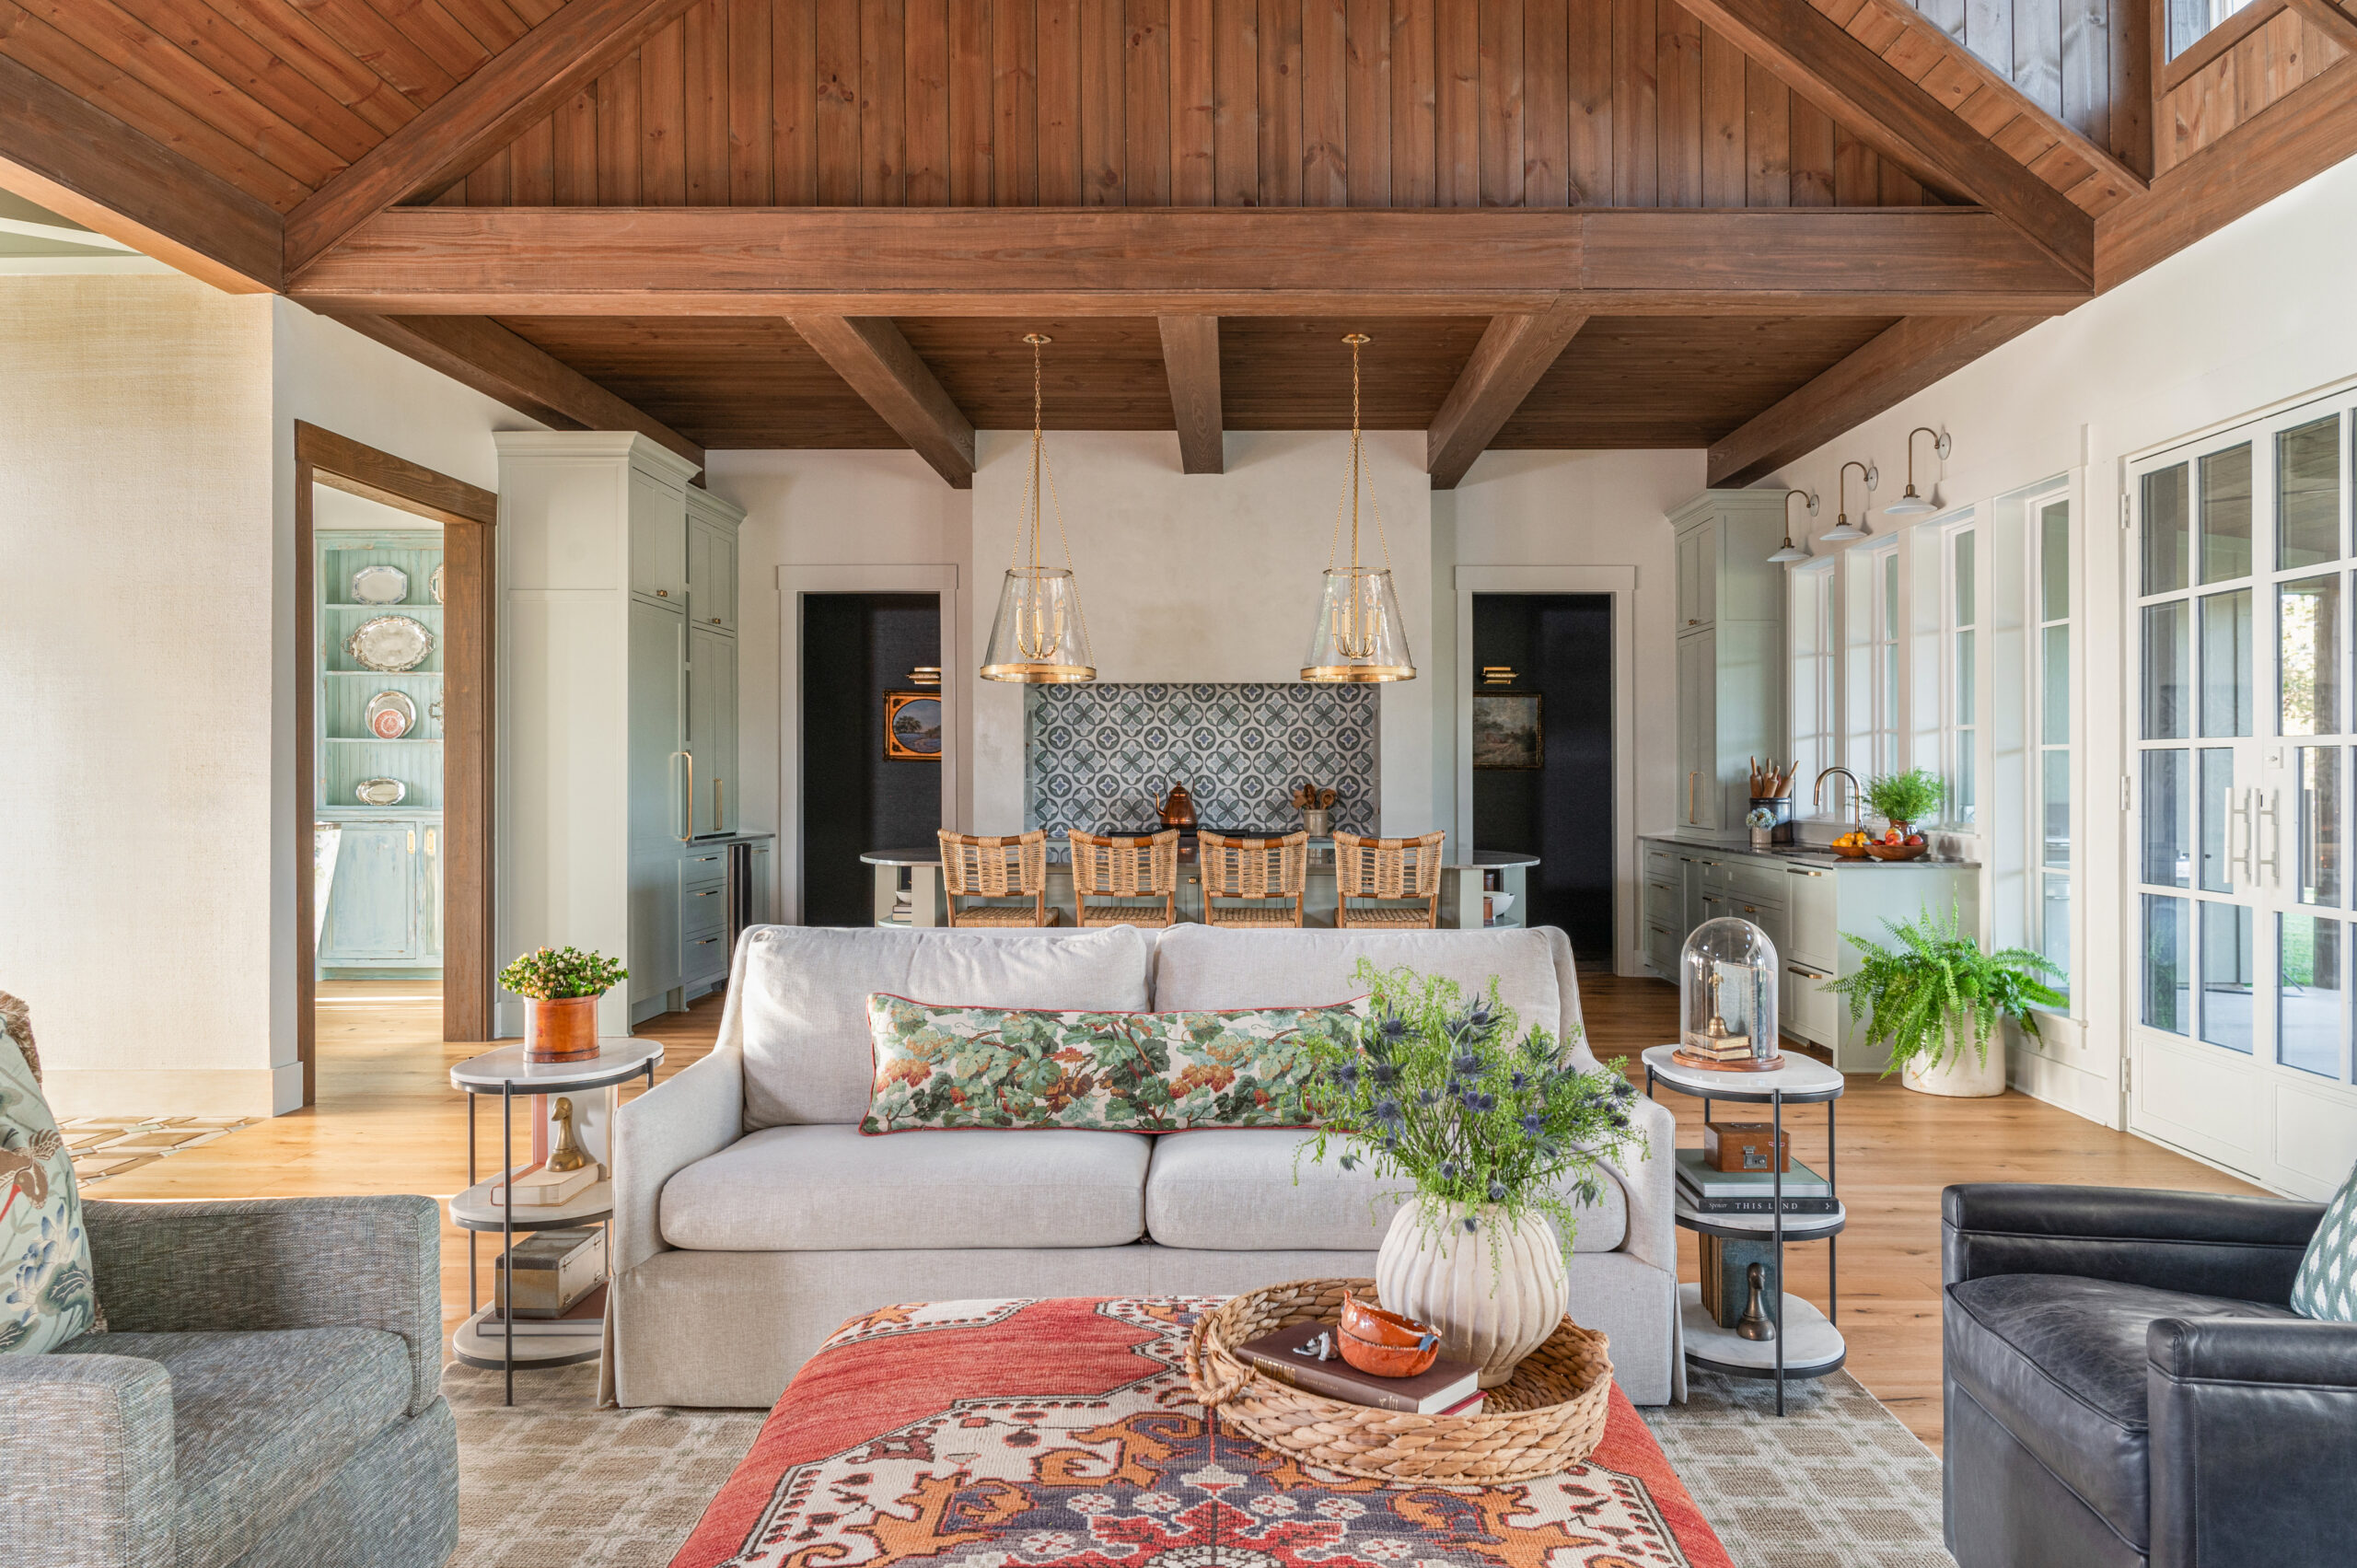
left=688, top=510, right=738, bottom=633
left=689, top=624, right=738, bottom=836
left=319, top=818, right=441, bottom=972
left=1671, top=491, right=1789, bottom=843
left=630, top=467, right=688, bottom=607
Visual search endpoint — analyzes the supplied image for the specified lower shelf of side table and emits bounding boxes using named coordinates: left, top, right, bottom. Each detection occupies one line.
left=1678, top=1283, right=1846, bottom=1380
left=450, top=1305, right=603, bottom=1371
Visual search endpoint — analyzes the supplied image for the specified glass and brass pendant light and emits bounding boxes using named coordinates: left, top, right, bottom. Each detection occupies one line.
left=981, top=332, right=1096, bottom=683
left=1302, top=333, right=1415, bottom=683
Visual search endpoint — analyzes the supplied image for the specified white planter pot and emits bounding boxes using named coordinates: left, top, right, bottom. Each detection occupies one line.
left=1901, top=1029, right=2007, bottom=1097
left=1373, top=1202, right=1568, bottom=1388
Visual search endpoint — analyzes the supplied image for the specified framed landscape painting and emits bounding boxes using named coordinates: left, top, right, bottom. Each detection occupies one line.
left=885, top=692, right=943, bottom=760
left=1471, top=692, right=1542, bottom=770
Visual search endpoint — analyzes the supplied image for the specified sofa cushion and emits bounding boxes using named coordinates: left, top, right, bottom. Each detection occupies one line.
left=861, top=996, right=1362, bottom=1133
left=733, top=925, right=1155, bottom=1129
left=1945, top=1273, right=2299, bottom=1552
left=0, top=992, right=101, bottom=1354
left=2291, top=1156, right=2357, bottom=1321
left=1150, top=926, right=1570, bottom=1049
left=1143, top=1128, right=1627, bottom=1253
left=660, top=1123, right=1153, bottom=1250
left=58, top=1327, right=411, bottom=1568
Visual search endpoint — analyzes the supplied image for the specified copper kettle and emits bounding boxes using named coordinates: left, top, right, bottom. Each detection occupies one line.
left=1157, top=783, right=1197, bottom=829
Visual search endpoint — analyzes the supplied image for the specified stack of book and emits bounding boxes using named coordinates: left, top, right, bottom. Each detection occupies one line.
left=1675, top=1148, right=1838, bottom=1215
left=1235, top=1320, right=1486, bottom=1415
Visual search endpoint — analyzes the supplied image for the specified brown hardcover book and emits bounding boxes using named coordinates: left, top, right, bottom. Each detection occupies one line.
left=1236, top=1320, right=1481, bottom=1414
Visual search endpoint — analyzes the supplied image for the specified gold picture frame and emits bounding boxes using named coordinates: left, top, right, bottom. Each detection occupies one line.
left=884, top=691, right=944, bottom=761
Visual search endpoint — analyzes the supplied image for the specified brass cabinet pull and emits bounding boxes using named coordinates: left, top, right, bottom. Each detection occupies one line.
left=673, top=750, right=693, bottom=842
left=710, top=617, right=723, bottom=625
left=656, top=587, right=669, bottom=597
left=1688, top=771, right=1698, bottom=822
left=406, top=830, right=415, bottom=854
left=713, top=776, right=724, bottom=831
left=1787, top=866, right=1824, bottom=877
left=1789, top=965, right=1829, bottom=981
left=424, top=828, right=436, bottom=856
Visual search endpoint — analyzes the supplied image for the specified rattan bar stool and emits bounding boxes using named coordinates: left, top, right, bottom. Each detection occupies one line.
left=936, top=830, right=1057, bottom=926
left=1331, top=830, right=1446, bottom=928
left=1199, top=830, right=1309, bottom=928
left=1067, top=829, right=1181, bottom=928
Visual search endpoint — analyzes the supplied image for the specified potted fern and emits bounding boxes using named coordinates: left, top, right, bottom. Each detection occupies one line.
left=1824, top=908, right=2063, bottom=1097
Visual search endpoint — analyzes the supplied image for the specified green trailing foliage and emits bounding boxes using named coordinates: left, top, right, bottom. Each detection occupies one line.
left=1824, top=907, right=2063, bottom=1075
left=1296, top=958, right=1644, bottom=1247
left=1864, top=768, right=1947, bottom=825
left=497, top=945, right=628, bottom=1001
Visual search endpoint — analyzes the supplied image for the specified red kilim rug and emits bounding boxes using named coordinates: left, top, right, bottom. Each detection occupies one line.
left=671, top=1297, right=1733, bottom=1568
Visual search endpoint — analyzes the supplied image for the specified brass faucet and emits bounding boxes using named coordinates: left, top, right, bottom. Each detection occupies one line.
left=1813, top=766, right=1864, bottom=829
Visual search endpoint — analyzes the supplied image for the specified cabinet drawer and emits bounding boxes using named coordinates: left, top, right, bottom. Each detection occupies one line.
left=682, top=881, right=728, bottom=938
left=679, top=847, right=728, bottom=892
left=681, top=929, right=728, bottom=984
left=1645, top=922, right=1678, bottom=977
left=1643, top=877, right=1681, bottom=927
left=1643, top=844, right=1680, bottom=885
left=1721, top=858, right=1788, bottom=904
left=1783, top=864, right=1839, bottom=968
left=1785, top=959, right=1839, bottom=1045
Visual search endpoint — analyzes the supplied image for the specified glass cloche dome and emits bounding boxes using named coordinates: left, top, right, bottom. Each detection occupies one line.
left=1678, top=916, right=1782, bottom=1069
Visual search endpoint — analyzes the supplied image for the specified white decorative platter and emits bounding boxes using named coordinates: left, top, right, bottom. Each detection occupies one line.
left=354, top=777, right=408, bottom=807
left=346, top=614, right=433, bottom=672
left=351, top=564, right=410, bottom=604
left=365, top=691, right=417, bottom=739
left=430, top=563, right=446, bottom=604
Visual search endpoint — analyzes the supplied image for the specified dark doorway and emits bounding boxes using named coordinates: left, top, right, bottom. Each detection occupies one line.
left=801, top=593, right=942, bottom=925
left=1472, top=594, right=1613, bottom=963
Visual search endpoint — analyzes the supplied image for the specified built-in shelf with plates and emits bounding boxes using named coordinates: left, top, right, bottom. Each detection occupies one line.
left=315, top=528, right=445, bottom=979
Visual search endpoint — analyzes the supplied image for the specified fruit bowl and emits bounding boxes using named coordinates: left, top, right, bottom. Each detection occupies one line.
left=1830, top=841, right=1872, bottom=859
left=1865, top=842, right=1928, bottom=861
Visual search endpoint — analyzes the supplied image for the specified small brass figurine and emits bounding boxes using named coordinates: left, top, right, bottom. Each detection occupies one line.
left=1736, top=1261, right=1778, bottom=1342
left=1684, top=968, right=1751, bottom=1055
left=545, top=1096, right=589, bottom=1173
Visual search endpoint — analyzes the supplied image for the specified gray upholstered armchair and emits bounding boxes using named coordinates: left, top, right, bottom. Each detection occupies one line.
left=0, top=1195, right=458, bottom=1568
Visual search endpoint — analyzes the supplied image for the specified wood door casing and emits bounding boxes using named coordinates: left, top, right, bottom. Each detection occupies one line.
left=296, top=423, right=497, bottom=1101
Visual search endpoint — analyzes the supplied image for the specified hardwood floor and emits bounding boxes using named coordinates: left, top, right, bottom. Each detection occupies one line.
left=98, top=972, right=2258, bottom=1450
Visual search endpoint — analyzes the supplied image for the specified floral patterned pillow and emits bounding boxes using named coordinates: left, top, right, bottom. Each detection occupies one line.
left=861, top=994, right=1366, bottom=1133
left=0, top=993, right=100, bottom=1353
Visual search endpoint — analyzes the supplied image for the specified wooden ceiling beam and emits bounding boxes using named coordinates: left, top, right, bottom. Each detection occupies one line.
left=331, top=313, right=704, bottom=471
left=0, top=52, right=280, bottom=293
left=787, top=317, right=976, bottom=487
left=288, top=206, right=2093, bottom=317
left=284, top=0, right=703, bottom=275
left=1427, top=303, right=1591, bottom=490
left=1706, top=315, right=2046, bottom=487
left=1157, top=316, right=1225, bottom=474
left=1670, top=0, right=2096, bottom=284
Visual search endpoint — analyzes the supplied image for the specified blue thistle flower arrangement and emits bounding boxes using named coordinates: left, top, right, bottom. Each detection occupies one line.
left=1298, top=958, right=1643, bottom=1247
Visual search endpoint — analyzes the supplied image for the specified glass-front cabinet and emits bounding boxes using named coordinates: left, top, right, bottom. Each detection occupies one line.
left=2132, top=392, right=2357, bottom=1198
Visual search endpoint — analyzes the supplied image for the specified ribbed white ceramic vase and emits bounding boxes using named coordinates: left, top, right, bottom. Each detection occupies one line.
left=1374, top=1202, right=1569, bottom=1388
left=1900, top=1025, right=2007, bottom=1098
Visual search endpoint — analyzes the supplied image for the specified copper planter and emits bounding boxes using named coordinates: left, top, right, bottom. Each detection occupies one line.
left=525, top=995, right=601, bottom=1063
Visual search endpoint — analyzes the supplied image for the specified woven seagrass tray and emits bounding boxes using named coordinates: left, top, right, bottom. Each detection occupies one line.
left=1182, top=1277, right=1613, bottom=1483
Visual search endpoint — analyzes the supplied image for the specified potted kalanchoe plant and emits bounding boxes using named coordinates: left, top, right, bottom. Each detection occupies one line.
left=498, top=946, right=628, bottom=1063
left=1298, top=958, right=1644, bottom=1387
left=1824, top=907, right=2063, bottom=1097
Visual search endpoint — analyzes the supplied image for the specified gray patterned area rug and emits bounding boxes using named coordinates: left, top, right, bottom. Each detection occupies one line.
left=443, top=1362, right=1948, bottom=1568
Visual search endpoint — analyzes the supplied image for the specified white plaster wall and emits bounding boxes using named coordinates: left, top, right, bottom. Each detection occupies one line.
left=0, top=277, right=278, bottom=1114
left=1759, top=152, right=2357, bottom=1137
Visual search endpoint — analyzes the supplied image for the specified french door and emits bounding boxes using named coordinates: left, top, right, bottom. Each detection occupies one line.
left=2131, top=391, right=2357, bottom=1199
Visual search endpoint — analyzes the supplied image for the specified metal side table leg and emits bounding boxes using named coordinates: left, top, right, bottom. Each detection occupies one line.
left=1772, top=1086, right=1785, bottom=1416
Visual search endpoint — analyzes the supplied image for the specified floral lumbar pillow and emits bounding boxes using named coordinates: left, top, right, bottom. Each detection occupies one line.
left=2291, top=1157, right=2357, bottom=1323
left=862, top=995, right=1364, bottom=1133
left=0, top=993, right=100, bottom=1353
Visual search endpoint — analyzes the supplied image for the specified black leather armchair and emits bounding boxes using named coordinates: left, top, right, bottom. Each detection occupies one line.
left=1942, top=1182, right=2357, bottom=1568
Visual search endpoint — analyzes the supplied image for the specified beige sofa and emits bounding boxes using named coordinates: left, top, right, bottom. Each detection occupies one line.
left=610, top=923, right=1681, bottom=1407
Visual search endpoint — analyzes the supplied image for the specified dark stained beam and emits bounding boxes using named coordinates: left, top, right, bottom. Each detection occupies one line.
left=331, top=313, right=704, bottom=471
left=1157, top=316, right=1224, bottom=473
left=1670, top=0, right=2096, bottom=283
left=1707, top=316, right=2044, bottom=487
left=1426, top=303, right=1591, bottom=490
left=285, top=0, right=703, bottom=274
left=787, top=316, right=976, bottom=487
left=2098, top=57, right=2357, bottom=291
left=0, top=52, right=280, bottom=293
left=288, top=206, right=2093, bottom=317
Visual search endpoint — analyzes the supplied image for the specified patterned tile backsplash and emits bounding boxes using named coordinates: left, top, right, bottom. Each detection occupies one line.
left=1027, top=683, right=1379, bottom=838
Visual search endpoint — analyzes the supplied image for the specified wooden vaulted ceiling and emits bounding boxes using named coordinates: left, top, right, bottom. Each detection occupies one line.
left=4, top=0, right=2356, bottom=488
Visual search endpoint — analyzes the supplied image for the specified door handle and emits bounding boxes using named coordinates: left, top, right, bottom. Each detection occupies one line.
left=2257, top=787, right=2282, bottom=886
left=2229, top=787, right=2254, bottom=887
left=672, top=750, right=693, bottom=842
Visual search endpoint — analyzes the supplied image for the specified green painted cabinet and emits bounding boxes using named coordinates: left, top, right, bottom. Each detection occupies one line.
left=689, top=624, right=738, bottom=836
left=319, top=818, right=441, bottom=972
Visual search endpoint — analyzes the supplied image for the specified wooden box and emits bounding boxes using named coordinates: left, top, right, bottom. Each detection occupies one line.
left=1702, top=1121, right=1790, bottom=1173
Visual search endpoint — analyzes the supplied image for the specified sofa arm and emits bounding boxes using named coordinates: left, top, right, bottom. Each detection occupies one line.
left=1596, top=1090, right=1677, bottom=1277
left=1942, top=1183, right=2322, bottom=1305
left=83, top=1194, right=441, bottom=1415
left=2147, top=1317, right=2357, bottom=1568
left=0, top=1352, right=178, bottom=1568
left=612, top=1042, right=743, bottom=1278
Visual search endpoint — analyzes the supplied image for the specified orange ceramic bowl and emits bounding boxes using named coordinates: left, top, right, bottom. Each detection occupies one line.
left=1337, top=1294, right=1442, bottom=1378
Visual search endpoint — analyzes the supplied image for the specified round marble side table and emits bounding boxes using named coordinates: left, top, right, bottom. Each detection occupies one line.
left=448, top=1039, right=663, bottom=1404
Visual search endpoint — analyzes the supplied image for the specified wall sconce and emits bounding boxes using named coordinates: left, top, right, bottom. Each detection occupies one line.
left=1480, top=666, right=1518, bottom=687
left=1882, top=427, right=1952, bottom=517
left=1818, top=461, right=1877, bottom=542
left=1767, top=489, right=1818, bottom=563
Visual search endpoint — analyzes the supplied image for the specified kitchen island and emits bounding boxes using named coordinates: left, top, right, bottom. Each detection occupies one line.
left=861, top=842, right=1537, bottom=932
